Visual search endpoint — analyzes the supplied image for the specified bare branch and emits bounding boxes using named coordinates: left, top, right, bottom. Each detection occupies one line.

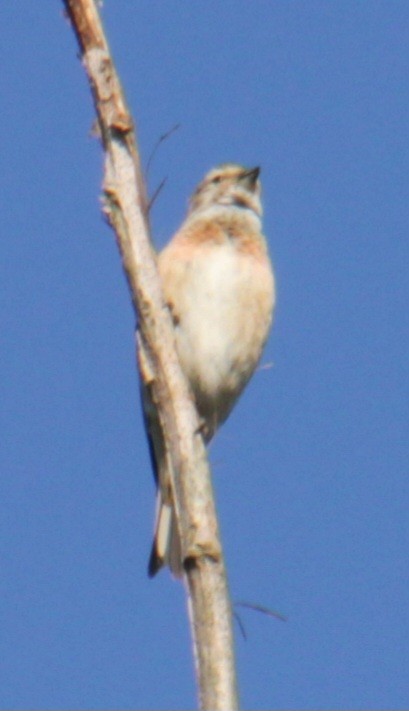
left=62, top=2, right=238, bottom=709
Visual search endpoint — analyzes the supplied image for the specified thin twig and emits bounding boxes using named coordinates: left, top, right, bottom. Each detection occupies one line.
left=233, top=611, right=248, bottom=641
left=235, top=601, right=287, bottom=623
left=145, top=122, right=180, bottom=178
left=148, top=176, right=167, bottom=213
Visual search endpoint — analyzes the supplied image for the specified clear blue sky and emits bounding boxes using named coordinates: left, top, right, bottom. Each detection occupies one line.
left=1, top=2, right=408, bottom=709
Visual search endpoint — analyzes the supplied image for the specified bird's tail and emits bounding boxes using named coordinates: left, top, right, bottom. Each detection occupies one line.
left=148, top=490, right=183, bottom=578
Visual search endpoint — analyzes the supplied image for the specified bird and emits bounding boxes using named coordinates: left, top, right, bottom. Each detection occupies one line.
left=143, top=163, right=276, bottom=578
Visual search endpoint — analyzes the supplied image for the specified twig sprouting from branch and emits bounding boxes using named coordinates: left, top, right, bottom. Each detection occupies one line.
left=145, top=122, right=181, bottom=178
left=148, top=176, right=167, bottom=213
left=233, top=611, right=248, bottom=641
left=235, top=601, right=287, bottom=623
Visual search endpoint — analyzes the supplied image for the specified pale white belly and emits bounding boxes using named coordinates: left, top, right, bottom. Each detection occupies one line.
left=171, top=244, right=274, bottom=429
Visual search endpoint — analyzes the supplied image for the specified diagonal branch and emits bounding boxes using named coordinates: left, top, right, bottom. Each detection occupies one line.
left=62, top=2, right=239, bottom=709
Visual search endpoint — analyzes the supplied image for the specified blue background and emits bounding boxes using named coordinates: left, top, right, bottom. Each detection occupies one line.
left=1, top=2, right=408, bottom=709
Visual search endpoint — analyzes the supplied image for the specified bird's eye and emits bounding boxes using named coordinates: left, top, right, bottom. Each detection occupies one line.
left=211, top=175, right=222, bottom=184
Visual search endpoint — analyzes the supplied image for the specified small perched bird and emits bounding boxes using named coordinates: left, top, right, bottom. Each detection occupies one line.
left=144, top=163, right=276, bottom=577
